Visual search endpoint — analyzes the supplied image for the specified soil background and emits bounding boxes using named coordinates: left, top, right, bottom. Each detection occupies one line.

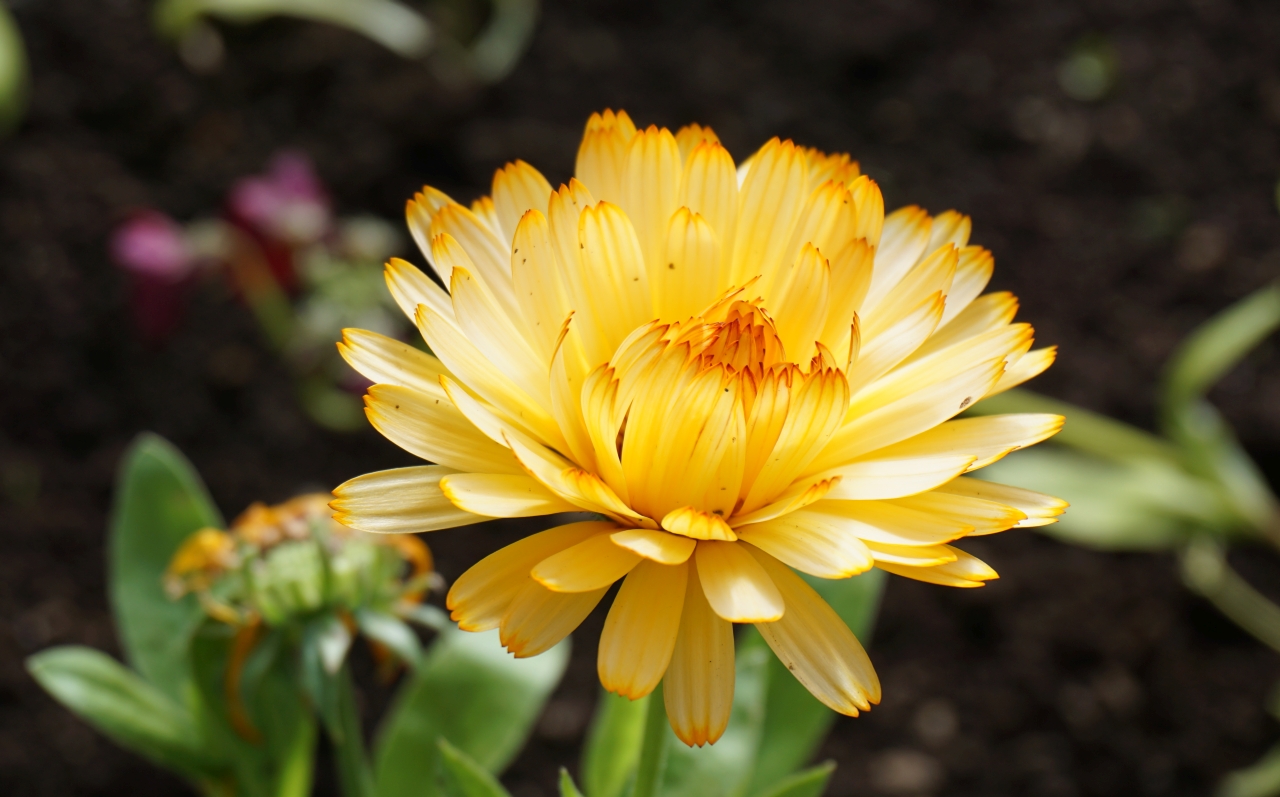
left=4, top=0, right=1280, bottom=795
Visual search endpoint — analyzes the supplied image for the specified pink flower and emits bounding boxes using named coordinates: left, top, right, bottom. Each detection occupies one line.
left=228, top=151, right=332, bottom=247
left=110, top=211, right=194, bottom=281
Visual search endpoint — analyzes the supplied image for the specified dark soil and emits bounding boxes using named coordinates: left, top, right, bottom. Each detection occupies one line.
left=4, top=0, right=1280, bottom=795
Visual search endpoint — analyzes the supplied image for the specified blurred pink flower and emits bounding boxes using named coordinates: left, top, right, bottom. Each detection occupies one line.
left=228, top=151, right=332, bottom=247
left=110, top=210, right=194, bottom=281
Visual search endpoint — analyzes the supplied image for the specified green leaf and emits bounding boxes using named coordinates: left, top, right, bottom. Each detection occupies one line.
left=399, top=603, right=449, bottom=631
left=437, top=739, right=513, bottom=797
left=659, top=640, right=771, bottom=797
left=356, top=608, right=422, bottom=670
left=746, top=571, right=884, bottom=795
left=1164, top=282, right=1280, bottom=418
left=301, top=616, right=347, bottom=739
left=372, top=627, right=569, bottom=797
left=754, top=763, right=834, bottom=797
left=0, top=0, right=28, bottom=134
left=109, top=433, right=224, bottom=703
left=968, top=388, right=1179, bottom=463
left=27, top=646, right=220, bottom=778
left=1217, top=742, right=1280, bottom=797
left=559, top=768, right=586, bottom=797
left=580, top=690, right=648, bottom=797
left=980, top=449, right=1226, bottom=550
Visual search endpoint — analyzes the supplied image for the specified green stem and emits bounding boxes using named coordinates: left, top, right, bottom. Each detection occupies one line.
left=332, top=666, right=375, bottom=797
left=1180, top=539, right=1280, bottom=656
left=630, top=683, right=669, bottom=797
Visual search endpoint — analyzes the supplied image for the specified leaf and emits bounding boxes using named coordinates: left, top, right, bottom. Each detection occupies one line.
left=1164, top=282, right=1280, bottom=417
left=399, top=603, right=449, bottom=631
left=559, top=768, right=587, bottom=797
left=580, top=690, right=648, bottom=797
left=356, top=608, right=422, bottom=670
left=437, top=739, right=514, bottom=797
left=659, top=640, right=771, bottom=797
left=968, top=388, right=1179, bottom=464
left=754, top=763, right=834, bottom=797
left=372, top=627, right=569, bottom=797
left=301, top=616, right=347, bottom=739
left=746, top=571, right=884, bottom=796
left=980, top=449, right=1226, bottom=550
left=27, top=646, right=220, bottom=778
left=1217, top=741, right=1280, bottom=797
left=109, top=433, right=224, bottom=703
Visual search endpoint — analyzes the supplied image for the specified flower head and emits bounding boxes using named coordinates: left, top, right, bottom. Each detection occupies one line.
left=332, top=110, right=1066, bottom=746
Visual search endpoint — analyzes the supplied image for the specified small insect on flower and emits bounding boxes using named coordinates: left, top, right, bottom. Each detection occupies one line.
left=331, top=110, right=1067, bottom=747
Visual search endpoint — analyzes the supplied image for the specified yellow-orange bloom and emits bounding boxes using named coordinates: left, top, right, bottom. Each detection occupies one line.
left=332, top=110, right=1066, bottom=746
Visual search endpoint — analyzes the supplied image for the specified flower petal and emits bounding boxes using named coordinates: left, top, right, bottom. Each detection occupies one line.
left=820, top=453, right=975, bottom=500
left=338, top=328, right=449, bottom=395
left=747, top=546, right=880, bottom=714
left=447, top=520, right=610, bottom=631
left=655, top=208, right=723, bottom=320
left=611, top=528, right=698, bottom=564
left=449, top=263, right=550, bottom=407
left=939, top=245, right=993, bottom=327
left=677, top=141, right=738, bottom=273
left=439, top=473, right=579, bottom=518
left=664, top=556, right=735, bottom=746
left=364, top=384, right=521, bottom=474
left=662, top=506, right=738, bottom=542
left=511, top=210, right=572, bottom=362
left=876, top=546, right=997, bottom=588
left=501, top=580, right=608, bottom=657
left=532, top=532, right=642, bottom=593
left=866, top=205, right=931, bottom=305
left=491, top=160, right=554, bottom=243
left=621, top=125, right=683, bottom=276
left=731, top=138, right=808, bottom=286
left=736, top=513, right=874, bottom=579
left=888, top=490, right=1027, bottom=536
left=576, top=109, right=636, bottom=204
left=695, top=540, right=784, bottom=622
left=331, top=466, right=480, bottom=534
left=867, top=413, right=1064, bottom=472
left=599, top=559, right=688, bottom=698
left=935, top=477, right=1068, bottom=528
left=801, top=500, right=973, bottom=546
left=385, top=257, right=454, bottom=325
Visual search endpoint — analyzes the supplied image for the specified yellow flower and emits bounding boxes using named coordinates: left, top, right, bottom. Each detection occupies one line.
left=332, top=110, right=1066, bottom=746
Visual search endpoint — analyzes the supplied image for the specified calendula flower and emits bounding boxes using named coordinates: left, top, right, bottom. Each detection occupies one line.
left=332, top=110, right=1066, bottom=746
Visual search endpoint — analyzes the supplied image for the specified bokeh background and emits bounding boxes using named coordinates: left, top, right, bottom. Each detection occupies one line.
left=4, top=0, right=1280, bottom=794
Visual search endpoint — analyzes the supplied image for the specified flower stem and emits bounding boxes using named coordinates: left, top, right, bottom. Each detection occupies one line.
left=332, top=665, right=375, bottom=797
left=631, top=683, right=669, bottom=797
left=1180, top=538, right=1280, bottom=656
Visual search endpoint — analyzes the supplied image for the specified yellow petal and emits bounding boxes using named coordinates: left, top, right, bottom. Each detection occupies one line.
left=576, top=110, right=636, bottom=204
left=664, top=557, right=735, bottom=746
left=747, top=546, right=880, bottom=714
left=730, top=138, right=808, bottom=285
left=862, top=244, right=957, bottom=337
left=662, top=506, right=738, bottom=542
left=863, top=540, right=958, bottom=566
left=677, top=140, right=738, bottom=272
left=913, top=291, right=1018, bottom=361
left=449, top=265, right=550, bottom=407
left=447, top=520, right=610, bottom=631
left=935, top=477, right=1068, bottom=528
left=844, top=293, right=944, bottom=396
left=674, top=123, right=721, bottom=162
left=876, top=546, right=997, bottom=588
left=848, top=176, right=885, bottom=248
left=429, top=202, right=512, bottom=297
left=926, top=210, right=971, bottom=252
left=364, top=384, right=520, bottom=474
left=565, top=201, right=654, bottom=366
left=550, top=320, right=599, bottom=471
left=867, top=205, right=932, bottom=304
left=735, top=513, right=873, bottom=579
left=695, top=540, right=784, bottom=622
left=338, top=328, right=449, bottom=395
left=532, top=531, right=642, bottom=593
left=819, top=453, right=976, bottom=500
left=599, top=559, right=688, bottom=698
left=805, top=500, right=973, bottom=546
left=331, top=466, right=479, bottom=534
left=866, top=413, right=1064, bottom=472
left=785, top=180, right=857, bottom=271
left=621, top=125, right=682, bottom=274
left=761, top=243, right=830, bottom=363
left=611, top=528, right=697, bottom=564
left=406, top=186, right=456, bottom=278
left=439, top=473, right=579, bottom=517
left=511, top=210, right=571, bottom=362
left=416, top=305, right=562, bottom=447
left=655, top=208, right=723, bottom=320
left=501, top=579, right=608, bottom=657
left=504, top=428, right=653, bottom=527
left=385, top=257, right=454, bottom=325
left=939, top=246, right=993, bottom=327
left=989, top=346, right=1057, bottom=395
left=471, top=195, right=500, bottom=235
left=820, top=238, right=874, bottom=356
left=491, top=160, right=554, bottom=242
left=730, top=474, right=839, bottom=527
left=888, top=490, right=1026, bottom=536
